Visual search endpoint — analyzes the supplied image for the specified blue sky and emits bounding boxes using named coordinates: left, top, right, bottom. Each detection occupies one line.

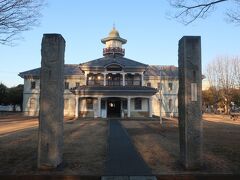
left=0, top=0, right=239, bottom=87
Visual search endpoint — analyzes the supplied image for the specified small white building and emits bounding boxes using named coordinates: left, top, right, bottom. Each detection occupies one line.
left=19, top=28, right=179, bottom=118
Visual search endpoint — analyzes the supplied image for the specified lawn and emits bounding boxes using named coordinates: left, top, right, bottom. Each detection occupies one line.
left=0, top=113, right=239, bottom=175
left=121, top=114, right=240, bottom=174
left=0, top=113, right=107, bottom=175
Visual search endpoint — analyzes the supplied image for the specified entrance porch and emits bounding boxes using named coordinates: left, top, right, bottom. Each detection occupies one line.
left=71, top=86, right=157, bottom=118
left=74, top=96, right=153, bottom=118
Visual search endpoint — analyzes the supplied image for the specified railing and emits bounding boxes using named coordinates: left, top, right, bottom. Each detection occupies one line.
left=106, top=80, right=122, bottom=86
left=125, top=80, right=141, bottom=86
left=87, top=80, right=104, bottom=86
left=103, top=47, right=125, bottom=56
left=86, top=80, right=142, bottom=86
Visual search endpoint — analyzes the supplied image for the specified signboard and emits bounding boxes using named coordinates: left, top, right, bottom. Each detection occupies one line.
left=191, top=83, right=197, bottom=101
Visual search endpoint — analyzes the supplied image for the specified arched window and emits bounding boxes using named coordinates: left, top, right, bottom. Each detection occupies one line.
left=29, top=98, right=36, bottom=109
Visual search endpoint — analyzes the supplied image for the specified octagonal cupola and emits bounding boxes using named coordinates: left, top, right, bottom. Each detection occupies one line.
left=101, top=27, right=127, bottom=57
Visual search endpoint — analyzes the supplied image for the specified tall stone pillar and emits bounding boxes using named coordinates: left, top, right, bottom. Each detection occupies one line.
left=178, top=36, right=202, bottom=169
left=38, top=34, right=65, bottom=169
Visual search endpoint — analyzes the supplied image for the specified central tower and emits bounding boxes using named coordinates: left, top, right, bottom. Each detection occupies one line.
left=101, top=27, right=127, bottom=57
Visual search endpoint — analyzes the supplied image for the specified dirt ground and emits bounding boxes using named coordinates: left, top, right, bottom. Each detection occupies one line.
left=121, top=113, right=240, bottom=174
left=0, top=113, right=107, bottom=175
left=0, top=113, right=239, bottom=175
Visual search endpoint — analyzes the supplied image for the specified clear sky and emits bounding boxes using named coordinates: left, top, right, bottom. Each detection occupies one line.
left=0, top=0, right=239, bottom=87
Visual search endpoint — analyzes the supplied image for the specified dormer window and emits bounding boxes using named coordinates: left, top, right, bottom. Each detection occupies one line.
left=106, top=64, right=122, bottom=71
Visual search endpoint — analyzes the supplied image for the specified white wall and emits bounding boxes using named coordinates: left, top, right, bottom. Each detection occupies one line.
left=146, top=77, right=179, bottom=117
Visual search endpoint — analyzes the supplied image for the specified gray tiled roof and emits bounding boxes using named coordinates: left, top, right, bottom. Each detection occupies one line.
left=71, top=85, right=157, bottom=96
left=145, top=65, right=178, bottom=78
left=80, top=55, right=148, bottom=69
left=19, top=64, right=83, bottom=78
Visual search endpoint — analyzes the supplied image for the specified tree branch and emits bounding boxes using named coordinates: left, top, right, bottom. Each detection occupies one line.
left=169, top=0, right=232, bottom=25
left=0, top=0, right=45, bottom=45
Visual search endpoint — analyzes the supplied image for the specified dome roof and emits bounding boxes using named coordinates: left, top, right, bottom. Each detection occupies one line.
left=101, top=27, right=127, bottom=44
left=109, top=28, right=120, bottom=38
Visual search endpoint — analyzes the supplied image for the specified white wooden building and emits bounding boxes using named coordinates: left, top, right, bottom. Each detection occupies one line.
left=19, top=28, right=179, bottom=118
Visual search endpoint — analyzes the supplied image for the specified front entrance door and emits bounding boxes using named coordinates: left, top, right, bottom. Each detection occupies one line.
left=107, top=98, right=121, bottom=117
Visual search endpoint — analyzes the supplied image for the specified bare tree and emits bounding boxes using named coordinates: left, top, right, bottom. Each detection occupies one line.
left=232, top=56, right=240, bottom=88
left=206, top=56, right=240, bottom=114
left=0, top=0, right=45, bottom=45
left=168, top=0, right=240, bottom=25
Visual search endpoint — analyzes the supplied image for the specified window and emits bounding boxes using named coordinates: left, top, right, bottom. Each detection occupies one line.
left=101, top=100, right=106, bottom=109
left=134, top=98, right=142, bottom=110
left=86, top=98, right=93, bottom=110
left=64, top=99, right=69, bottom=109
left=157, top=82, right=162, bottom=90
left=122, top=100, right=127, bottom=109
left=65, top=82, right=69, bottom=89
left=169, top=99, right=172, bottom=111
left=76, top=82, right=80, bottom=87
left=31, top=81, right=36, bottom=89
left=168, top=82, right=173, bottom=91
left=106, top=64, right=122, bottom=71
left=147, top=82, right=151, bottom=87
left=29, top=98, right=36, bottom=109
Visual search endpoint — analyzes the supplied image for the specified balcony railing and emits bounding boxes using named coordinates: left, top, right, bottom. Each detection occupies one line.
left=87, top=80, right=104, bottom=86
left=106, top=80, right=122, bottom=86
left=87, top=80, right=142, bottom=86
left=125, top=80, right=142, bottom=86
left=103, top=47, right=125, bottom=56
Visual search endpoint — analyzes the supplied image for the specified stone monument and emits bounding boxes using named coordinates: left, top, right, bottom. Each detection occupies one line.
left=178, top=36, right=202, bottom=169
left=38, top=34, right=65, bottom=169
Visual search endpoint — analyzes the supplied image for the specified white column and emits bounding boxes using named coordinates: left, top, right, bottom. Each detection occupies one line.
left=85, top=73, right=88, bottom=85
left=103, top=73, right=106, bottom=86
left=127, top=96, right=131, bottom=117
left=75, top=95, right=79, bottom=118
left=98, top=97, right=101, bottom=117
left=141, top=72, right=144, bottom=86
left=122, top=73, right=125, bottom=86
left=149, top=97, right=152, bottom=117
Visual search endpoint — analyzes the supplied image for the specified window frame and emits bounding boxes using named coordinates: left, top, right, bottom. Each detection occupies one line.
left=157, top=82, right=162, bottom=90
left=76, top=82, right=80, bottom=87
left=134, top=98, right=142, bottom=110
left=168, top=82, right=173, bottom=91
left=29, top=98, right=36, bottom=109
left=86, top=98, right=93, bottom=110
left=31, top=81, right=36, bottom=89
left=65, top=82, right=69, bottom=90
